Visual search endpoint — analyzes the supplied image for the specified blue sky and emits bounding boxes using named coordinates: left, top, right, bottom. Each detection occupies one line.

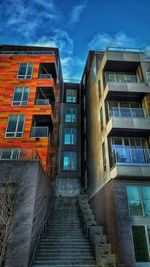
left=0, top=0, right=150, bottom=80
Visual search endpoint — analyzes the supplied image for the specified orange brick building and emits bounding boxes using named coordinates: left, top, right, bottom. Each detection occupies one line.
left=0, top=45, right=62, bottom=179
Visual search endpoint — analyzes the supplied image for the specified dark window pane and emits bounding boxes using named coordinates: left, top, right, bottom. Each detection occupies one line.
left=132, top=226, right=149, bottom=262
left=63, top=151, right=77, bottom=170
left=126, top=185, right=143, bottom=216
left=18, top=64, right=26, bottom=76
left=17, top=115, right=25, bottom=132
left=141, top=186, right=150, bottom=216
left=7, top=115, right=18, bottom=132
left=1, top=150, right=12, bottom=159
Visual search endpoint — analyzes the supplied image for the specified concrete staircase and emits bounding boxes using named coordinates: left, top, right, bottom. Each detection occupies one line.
left=32, top=197, right=96, bottom=267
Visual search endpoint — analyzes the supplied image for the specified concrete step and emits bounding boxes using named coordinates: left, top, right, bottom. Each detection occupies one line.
left=33, top=265, right=96, bottom=267
left=34, top=259, right=95, bottom=264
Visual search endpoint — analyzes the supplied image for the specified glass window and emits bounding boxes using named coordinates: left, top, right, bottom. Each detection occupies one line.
left=64, top=128, right=77, bottom=145
left=98, top=80, right=101, bottom=97
left=17, top=63, right=33, bottom=79
left=12, top=87, right=29, bottom=106
left=66, top=89, right=77, bottom=103
left=141, top=186, right=150, bottom=216
left=100, top=108, right=103, bottom=128
left=64, top=108, right=77, bottom=123
left=132, top=226, right=149, bottom=262
left=5, top=115, right=25, bottom=138
left=1, top=149, right=20, bottom=159
left=63, top=151, right=77, bottom=170
left=126, top=185, right=150, bottom=216
left=102, top=142, right=106, bottom=171
left=126, top=185, right=143, bottom=216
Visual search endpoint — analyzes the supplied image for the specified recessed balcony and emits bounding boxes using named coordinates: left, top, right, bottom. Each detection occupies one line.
left=35, top=87, right=55, bottom=106
left=31, top=115, right=53, bottom=138
left=38, top=63, right=57, bottom=79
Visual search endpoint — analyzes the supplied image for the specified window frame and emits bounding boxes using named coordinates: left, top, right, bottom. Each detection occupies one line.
left=17, top=63, right=33, bottom=79
left=132, top=225, right=150, bottom=262
left=64, top=108, right=77, bottom=123
left=5, top=115, right=25, bottom=138
left=126, top=184, right=150, bottom=217
left=12, top=86, right=30, bottom=106
left=64, top=128, right=77, bottom=145
left=63, top=151, right=77, bottom=171
left=0, top=148, right=20, bottom=160
left=66, top=89, right=77, bottom=103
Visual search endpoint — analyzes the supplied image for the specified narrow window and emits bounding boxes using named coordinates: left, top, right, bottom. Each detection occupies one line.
left=66, top=89, right=77, bottom=103
left=5, top=115, right=25, bottom=138
left=17, top=63, right=33, bottom=79
left=64, top=128, right=77, bottom=145
left=0, top=148, right=20, bottom=159
left=102, top=142, right=106, bottom=171
left=100, top=108, right=103, bottom=128
left=132, top=226, right=149, bottom=262
left=63, top=151, right=77, bottom=170
left=12, top=87, right=29, bottom=106
left=98, top=80, right=101, bottom=97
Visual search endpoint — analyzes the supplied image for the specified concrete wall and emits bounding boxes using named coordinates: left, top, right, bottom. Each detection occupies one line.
left=90, top=179, right=150, bottom=267
left=0, top=160, right=53, bottom=267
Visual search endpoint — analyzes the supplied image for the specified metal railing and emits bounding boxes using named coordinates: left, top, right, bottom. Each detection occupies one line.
left=107, top=47, right=144, bottom=53
left=31, top=127, right=49, bottom=138
left=0, top=50, right=55, bottom=56
left=0, top=148, right=39, bottom=160
left=29, top=196, right=55, bottom=267
left=109, top=107, right=148, bottom=118
left=105, top=72, right=138, bottom=83
left=111, top=147, right=150, bottom=166
left=35, top=99, right=50, bottom=105
left=39, top=73, right=52, bottom=79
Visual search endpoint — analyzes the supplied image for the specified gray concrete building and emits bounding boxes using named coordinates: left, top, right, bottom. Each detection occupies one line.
left=81, top=47, right=150, bottom=267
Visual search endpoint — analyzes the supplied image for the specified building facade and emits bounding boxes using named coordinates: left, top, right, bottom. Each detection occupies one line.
left=0, top=44, right=63, bottom=179
left=57, top=82, right=81, bottom=196
left=81, top=48, right=150, bottom=267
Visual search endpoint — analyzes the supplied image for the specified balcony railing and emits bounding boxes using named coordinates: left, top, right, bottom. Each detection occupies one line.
left=0, top=148, right=39, bottom=160
left=31, top=127, right=49, bottom=138
left=109, top=107, right=147, bottom=118
left=35, top=99, right=50, bottom=105
left=111, top=147, right=150, bottom=166
left=105, top=73, right=138, bottom=83
left=39, top=74, right=52, bottom=79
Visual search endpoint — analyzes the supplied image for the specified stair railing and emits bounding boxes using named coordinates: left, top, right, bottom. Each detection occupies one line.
left=78, top=194, right=116, bottom=267
left=29, top=196, right=55, bottom=267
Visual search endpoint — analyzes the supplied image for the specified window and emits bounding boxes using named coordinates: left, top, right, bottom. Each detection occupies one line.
left=17, top=63, right=33, bottom=79
left=146, top=71, right=150, bottom=82
left=98, top=80, right=101, bottom=97
left=0, top=149, right=20, bottom=159
left=64, top=128, right=77, bottom=145
left=12, top=87, right=29, bottom=106
left=102, top=142, right=106, bottom=171
left=66, top=89, right=77, bottom=103
left=132, top=226, right=150, bottom=262
left=64, top=108, right=77, bottom=123
left=100, top=108, right=103, bottom=128
left=63, top=151, right=77, bottom=170
left=126, top=185, right=150, bottom=216
left=5, top=115, right=25, bottom=138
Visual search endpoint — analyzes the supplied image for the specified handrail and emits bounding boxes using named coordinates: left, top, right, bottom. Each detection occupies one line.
left=29, top=196, right=55, bottom=267
left=107, top=47, right=144, bottom=53
left=0, top=51, right=55, bottom=56
left=109, top=107, right=148, bottom=118
left=31, top=127, right=49, bottom=138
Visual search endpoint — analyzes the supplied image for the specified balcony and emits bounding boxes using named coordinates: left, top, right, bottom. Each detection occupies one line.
left=31, top=127, right=49, bottom=138
left=111, top=147, right=150, bottom=165
left=38, top=63, right=57, bottom=79
left=39, top=74, right=52, bottom=79
left=109, top=147, right=150, bottom=179
left=107, top=107, right=150, bottom=135
left=35, top=87, right=55, bottom=106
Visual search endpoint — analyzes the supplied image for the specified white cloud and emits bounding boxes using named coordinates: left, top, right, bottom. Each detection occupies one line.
left=69, top=1, right=87, bottom=24
left=88, top=32, right=140, bottom=50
